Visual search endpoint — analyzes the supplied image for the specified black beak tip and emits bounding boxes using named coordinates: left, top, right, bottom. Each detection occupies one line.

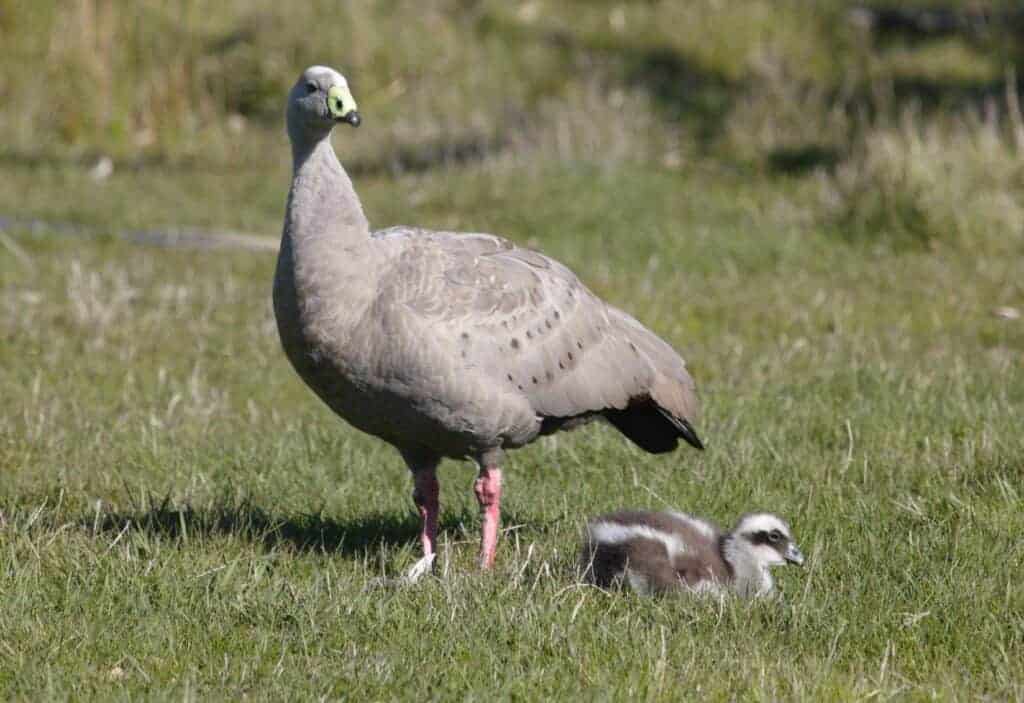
left=345, top=111, right=361, bottom=128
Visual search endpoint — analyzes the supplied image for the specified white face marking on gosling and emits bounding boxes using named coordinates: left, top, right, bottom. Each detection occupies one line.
left=587, top=521, right=687, bottom=559
left=735, top=513, right=791, bottom=536
left=733, top=513, right=795, bottom=568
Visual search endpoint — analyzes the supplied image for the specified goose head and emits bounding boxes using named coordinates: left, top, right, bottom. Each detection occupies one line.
left=730, top=513, right=804, bottom=568
left=287, top=65, right=361, bottom=143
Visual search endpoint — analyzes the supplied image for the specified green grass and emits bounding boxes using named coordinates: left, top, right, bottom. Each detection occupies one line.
left=3, top=160, right=1022, bottom=699
left=3, top=0, right=1024, bottom=699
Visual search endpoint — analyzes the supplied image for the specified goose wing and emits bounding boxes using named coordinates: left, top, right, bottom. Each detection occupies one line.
left=373, top=227, right=701, bottom=451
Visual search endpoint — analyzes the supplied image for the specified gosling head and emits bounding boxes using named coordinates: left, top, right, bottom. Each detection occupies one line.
left=730, top=513, right=804, bottom=569
left=287, top=65, right=361, bottom=143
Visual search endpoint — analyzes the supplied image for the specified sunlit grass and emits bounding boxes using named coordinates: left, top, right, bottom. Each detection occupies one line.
left=2, top=0, right=1024, bottom=698
left=2, top=156, right=1022, bottom=698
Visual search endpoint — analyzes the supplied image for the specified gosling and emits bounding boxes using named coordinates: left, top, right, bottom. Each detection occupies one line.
left=580, top=510, right=804, bottom=597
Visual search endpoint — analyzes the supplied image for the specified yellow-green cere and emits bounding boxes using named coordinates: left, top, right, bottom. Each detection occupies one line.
left=328, top=84, right=357, bottom=119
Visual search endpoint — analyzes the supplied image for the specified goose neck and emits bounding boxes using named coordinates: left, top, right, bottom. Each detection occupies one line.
left=286, top=135, right=370, bottom=251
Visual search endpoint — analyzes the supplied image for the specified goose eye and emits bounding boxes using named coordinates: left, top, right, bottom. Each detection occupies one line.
left=305, top=82, right=318, bottom=94
left=768, top=530, right=782, bottom=543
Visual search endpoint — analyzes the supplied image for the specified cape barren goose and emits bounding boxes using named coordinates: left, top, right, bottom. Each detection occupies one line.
left=581, top=510, right=804, bottom=597
left=273, top=66, right=703, bottom=571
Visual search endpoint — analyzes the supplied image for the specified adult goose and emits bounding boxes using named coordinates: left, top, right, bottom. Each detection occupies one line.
left=273, top=66, right=703, bottom=571
left=581, top=510, right=804, bottom=597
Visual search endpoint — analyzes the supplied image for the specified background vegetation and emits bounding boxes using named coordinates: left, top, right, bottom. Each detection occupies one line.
left=1, top=0, right=1022, bottom=699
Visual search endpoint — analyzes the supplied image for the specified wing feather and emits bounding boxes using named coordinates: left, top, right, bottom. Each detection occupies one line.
left=372, top=227, right=698, bottom=442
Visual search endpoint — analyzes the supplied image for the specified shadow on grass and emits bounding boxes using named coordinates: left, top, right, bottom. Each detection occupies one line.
left=850, top=5, right=1024, bottom=43
left=849, top=3, right=1024, bottom=116
left=619, top=45, right=734, bottom=143
left=92, top=497, right=424, bottom=557
left=475, top=10, right=736, bottom=147
left=767, top=145, right=842, bottom=175
left=89, top=496, right=548, bottom=558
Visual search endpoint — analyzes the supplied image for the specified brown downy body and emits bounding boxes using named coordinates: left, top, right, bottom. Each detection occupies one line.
left=581, top=510, right=804, bottom=597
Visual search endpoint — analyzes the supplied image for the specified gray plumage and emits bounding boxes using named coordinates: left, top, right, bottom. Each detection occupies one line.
left=272, top=66, right=703, bottom=568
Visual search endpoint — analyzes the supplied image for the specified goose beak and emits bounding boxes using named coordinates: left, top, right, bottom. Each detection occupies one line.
left=327, top=84, right=360, bottom=127
left=785, top=543, right=805, bottom=566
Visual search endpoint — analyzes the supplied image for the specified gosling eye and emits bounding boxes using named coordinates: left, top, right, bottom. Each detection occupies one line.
left=305, top=81, right=318, bottom=95
left=768, top=530, right=782, bottom=543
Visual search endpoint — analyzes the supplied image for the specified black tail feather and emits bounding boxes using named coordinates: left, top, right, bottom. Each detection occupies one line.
left=657, top=408, right=705, bottom=451
left=603, top=401, right=704, bottom=454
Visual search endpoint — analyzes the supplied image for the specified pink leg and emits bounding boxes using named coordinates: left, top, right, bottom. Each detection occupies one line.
left=474, top=466, right=503, bottom=569
left=412, top=467, right=439, bottom=556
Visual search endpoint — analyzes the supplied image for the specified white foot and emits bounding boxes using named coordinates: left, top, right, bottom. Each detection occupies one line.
left=364, top=553, right=436, bottom=590
left=404, top=553, right=436, bottom=584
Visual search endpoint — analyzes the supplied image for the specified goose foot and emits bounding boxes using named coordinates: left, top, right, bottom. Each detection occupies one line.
left=404, top=553, right=436, bottom=584
left=364, top=553, right=437, bottom=590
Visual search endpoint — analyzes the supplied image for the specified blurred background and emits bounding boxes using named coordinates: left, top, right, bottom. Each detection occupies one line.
left=3, top=0, right=1024, bottom=250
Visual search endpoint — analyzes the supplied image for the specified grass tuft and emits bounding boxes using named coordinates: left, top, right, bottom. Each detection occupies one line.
left=819, top=104, right=1024, bottom=249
